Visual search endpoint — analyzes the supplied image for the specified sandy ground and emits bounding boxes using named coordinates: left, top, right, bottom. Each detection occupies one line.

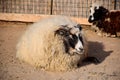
left=0, top=21, right=120, bottom=80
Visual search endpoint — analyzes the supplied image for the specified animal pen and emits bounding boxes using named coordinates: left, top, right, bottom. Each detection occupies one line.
left=0, top=0, right=120, bottom=80
left=0, top=0, right=120, bottom=24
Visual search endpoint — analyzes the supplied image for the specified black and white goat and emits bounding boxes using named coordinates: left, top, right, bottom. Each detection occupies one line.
left=88, top=4, right=120, bottom=37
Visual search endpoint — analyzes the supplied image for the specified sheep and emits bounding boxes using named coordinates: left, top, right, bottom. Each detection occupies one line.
left=16, top=16, right=99, bottom=72
left=88, top=3, right=120, bottom=37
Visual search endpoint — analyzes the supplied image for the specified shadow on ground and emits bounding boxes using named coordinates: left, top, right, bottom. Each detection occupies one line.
left=79, top=41, right=113, bottom=67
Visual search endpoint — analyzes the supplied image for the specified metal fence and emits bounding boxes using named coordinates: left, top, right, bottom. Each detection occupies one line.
left=0, top=0, right=120, bottom=18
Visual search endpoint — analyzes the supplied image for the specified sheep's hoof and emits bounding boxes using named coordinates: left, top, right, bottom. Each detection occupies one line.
left=110, top=35, right=117, bottom=38
left=82, top=57, right=100, bottom=64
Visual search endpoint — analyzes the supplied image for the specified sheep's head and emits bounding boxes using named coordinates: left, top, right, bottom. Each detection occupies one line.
left=88, top=4, right=108, bottom=23
left=55, top=24, right=84, bottom=55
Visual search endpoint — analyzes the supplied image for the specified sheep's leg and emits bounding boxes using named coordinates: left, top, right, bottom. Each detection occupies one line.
left=115, top=32, right=117, bottom=37
left=110, top=32, right=117, bottom=37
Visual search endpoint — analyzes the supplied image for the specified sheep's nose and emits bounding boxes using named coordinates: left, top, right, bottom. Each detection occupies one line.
left=79, top=48, right=84, bottom=52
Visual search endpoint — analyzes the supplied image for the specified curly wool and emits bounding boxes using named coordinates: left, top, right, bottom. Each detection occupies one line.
left=16, top=16, right=87, bottom=71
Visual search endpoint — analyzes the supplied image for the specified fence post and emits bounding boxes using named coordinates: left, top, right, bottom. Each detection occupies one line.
left=114, top=0, right=117, bottom=10
left=50, top=0, right=53, bottom=15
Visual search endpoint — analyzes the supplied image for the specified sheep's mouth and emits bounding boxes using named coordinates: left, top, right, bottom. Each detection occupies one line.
left=69, top=48, right=84, bottom=55
left=74, top=49, right=84, bottom=54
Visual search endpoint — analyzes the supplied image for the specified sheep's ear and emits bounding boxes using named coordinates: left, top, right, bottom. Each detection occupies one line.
left=55, top=28, right=69, bottom=36
left=100, top=6, right=108, bottom=14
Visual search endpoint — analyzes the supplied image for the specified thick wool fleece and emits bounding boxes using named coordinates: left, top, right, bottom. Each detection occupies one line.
left=16, top=16, right=87, bottom=71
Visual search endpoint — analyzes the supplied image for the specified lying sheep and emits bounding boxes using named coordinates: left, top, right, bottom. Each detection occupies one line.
left=88, top=3, right=120, bottom=37
left=16, top=16, right=99, bottom=72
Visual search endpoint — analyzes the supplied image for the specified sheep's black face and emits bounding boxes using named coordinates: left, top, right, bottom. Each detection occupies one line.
left=55, top=24, right=84, bottom=54
left=68, top=32, right=84, bottom=53
left=88, top=5, right=108, bottom=23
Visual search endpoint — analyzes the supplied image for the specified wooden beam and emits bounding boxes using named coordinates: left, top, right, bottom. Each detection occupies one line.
left=71, top=17, right=91, bottom=25
left=0, top=13, right=91, bottom=25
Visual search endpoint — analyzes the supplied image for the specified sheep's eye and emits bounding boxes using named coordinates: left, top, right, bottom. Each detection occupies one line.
left=72, top=34, right=78, bottom=40
left=55, top=28, right=69, bottom=37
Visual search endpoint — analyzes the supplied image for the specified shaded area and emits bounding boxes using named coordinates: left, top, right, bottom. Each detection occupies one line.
left=80, top=41, right=113, bottom=66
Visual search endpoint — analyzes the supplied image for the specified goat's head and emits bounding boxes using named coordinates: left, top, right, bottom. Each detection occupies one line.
left=55, top=24, right=85, bottom=55
left=88, top=4, right=109, bottom=23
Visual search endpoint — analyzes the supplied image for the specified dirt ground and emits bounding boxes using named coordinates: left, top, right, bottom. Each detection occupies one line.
left=0, top=21, right=120, bottom=80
